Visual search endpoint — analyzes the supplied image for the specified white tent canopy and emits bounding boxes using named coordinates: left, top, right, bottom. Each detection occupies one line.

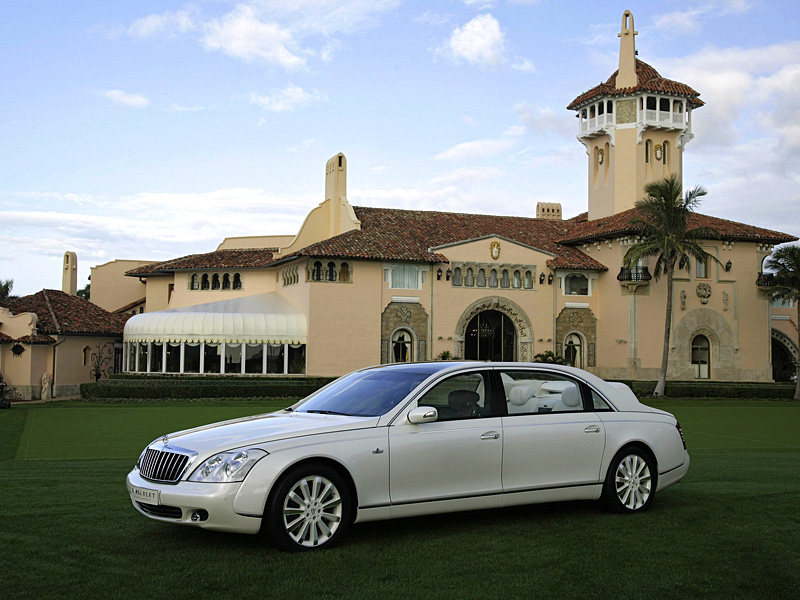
left=123, top=293, right=307, bottom=344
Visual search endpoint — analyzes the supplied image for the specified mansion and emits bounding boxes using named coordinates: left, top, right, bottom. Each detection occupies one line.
left=2, top=11, right=797, bottom=398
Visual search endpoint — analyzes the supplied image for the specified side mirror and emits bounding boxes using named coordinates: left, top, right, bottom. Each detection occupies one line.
left=407, top=406, right=438, bottom=424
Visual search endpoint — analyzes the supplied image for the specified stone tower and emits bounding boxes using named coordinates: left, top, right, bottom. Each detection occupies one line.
left=62, top=251, right=78, bottom=295
left=568, top=10, right=704, bottom=220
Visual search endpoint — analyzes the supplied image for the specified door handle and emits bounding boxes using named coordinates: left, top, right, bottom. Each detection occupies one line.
left=584, top=425, right=601, bottom=433
left=481, top=432, right=500, bottom=440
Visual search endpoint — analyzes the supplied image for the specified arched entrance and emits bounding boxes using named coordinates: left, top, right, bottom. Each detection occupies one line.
left=464, top=310, right=516, bottom=361
left=772, top=329, right=799, bottom=382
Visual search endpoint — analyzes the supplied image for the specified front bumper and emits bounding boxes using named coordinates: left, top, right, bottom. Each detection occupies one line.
left=126, top=469, right=262, bottom=535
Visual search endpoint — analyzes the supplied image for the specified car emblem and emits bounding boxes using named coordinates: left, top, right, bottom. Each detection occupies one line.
left=161, top=435, right=169, bottom=446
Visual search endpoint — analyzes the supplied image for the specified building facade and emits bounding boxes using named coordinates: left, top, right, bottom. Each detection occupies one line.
left=109, top=11, right=796, bottom=382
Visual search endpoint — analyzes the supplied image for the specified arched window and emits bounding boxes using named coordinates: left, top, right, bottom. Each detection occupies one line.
left=564, top=333, right=583, bottom=368
left=326, top=262, right=337, bottom=282
left=645, top=140, right=652, bottom=164
left=82, top=345, right=90, bottom=367
left=312, top=261, right=323, bottom=281
left=201, top=274, right=210, bottom=290
left=489, top=269, right=498, bottom=288
left=392, top=329, right=413, bottom=363
left=452, top=267, right=462, bottom=286
left=566, top=274, right=589, bottom=295
left=500, top=270, right=510, bottom=288
left=465, top=268, right=474, bottom=287
left=523, top=271, right=533, bottom=289
left=477, top=269, right=487, bottom=287
left=339, top=263, right=350, bottom=283
left=513, top=270, right=522, bottom=289
left=222, top=273, right=231, bottom=290
left=190, top=273, right=199, bottom=290
left=692, top=335, right=710, bottom=379
left=662, top=141, right=669, bottom=165
left=212, top=274, right=220, bottom=290
left=232, top=273, right=242, bottom=289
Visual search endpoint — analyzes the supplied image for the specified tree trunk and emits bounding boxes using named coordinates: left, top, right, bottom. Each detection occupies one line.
left=654, top=267, right=674, bottom=396
left=795, top=303, right=800, bottom=401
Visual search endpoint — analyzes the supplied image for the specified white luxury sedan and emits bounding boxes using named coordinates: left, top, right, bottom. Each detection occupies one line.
left=127, top=362, right=689, bottom=551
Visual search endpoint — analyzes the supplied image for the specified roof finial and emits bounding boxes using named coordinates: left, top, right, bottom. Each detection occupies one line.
left=616, top=10, right=638, bottom=89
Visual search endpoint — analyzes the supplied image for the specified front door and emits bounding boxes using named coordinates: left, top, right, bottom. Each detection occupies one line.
left=389, top=371, right=502, bottom=508
left=464, top=310, right=516, bottom=361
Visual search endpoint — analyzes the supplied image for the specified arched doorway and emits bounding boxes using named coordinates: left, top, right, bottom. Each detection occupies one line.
left=564, top=333, right=583, bottom=368
left=464, top=310, right=516, bottom=361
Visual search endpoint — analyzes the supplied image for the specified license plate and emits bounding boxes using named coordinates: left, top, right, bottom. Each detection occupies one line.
left=130, top=485, right=160, bottom=504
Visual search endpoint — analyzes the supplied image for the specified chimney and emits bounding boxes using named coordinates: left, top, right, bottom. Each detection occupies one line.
left=62, top=251, right=78, bottom=295
left=536, top=202, right=562, bottom=220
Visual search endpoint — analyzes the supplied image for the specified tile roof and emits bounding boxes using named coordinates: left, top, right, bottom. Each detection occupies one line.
left=558, top=208, right=798, bottom=245
left=126, top=248, right=278, bottom=276
left=289, top=206, right=608, bottom=271
left=113, top=297, right=146, bottom=314
left=567, top=60, right=704, bottom=110
left=3, top=290, right=130, bottom=336
left=16, top=334, right=56, bottom=345
left=0, top=332, right=15, bottom=343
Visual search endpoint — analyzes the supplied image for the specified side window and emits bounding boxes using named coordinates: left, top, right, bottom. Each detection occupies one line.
left=591, top=389, right=613, bottom=411
left=418, top=372, right=488, bottom=421
left=499, top=370, right=584, bottom=415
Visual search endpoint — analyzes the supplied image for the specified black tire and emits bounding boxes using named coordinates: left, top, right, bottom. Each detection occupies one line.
left=264, top=463, right=352, bottom=551
left=602, top=447, right=658, bottom=513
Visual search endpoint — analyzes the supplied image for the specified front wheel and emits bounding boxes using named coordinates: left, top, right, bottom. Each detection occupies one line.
left=265, top=464, right=352, bottom=551
left=602, top=448, right=657, bottom=513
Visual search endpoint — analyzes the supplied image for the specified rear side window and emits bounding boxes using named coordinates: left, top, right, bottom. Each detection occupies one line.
left=499, top=371, right=584, bottom=415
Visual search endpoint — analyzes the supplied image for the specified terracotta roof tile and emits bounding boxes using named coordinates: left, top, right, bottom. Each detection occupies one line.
left=16, top=333, right=56, bottom=344
left=126, top=248, right=277, bottom=276
left=0, top=332, right=16, bottom=343
left=114, top=297, right=146, bottom=314
left=289, top=207, right=608, bottom=271
left=3, top=290, right=130, bottom=336
left=567, top=60, right=704, bottom=110
left=558, top=208, right=798, bottom=245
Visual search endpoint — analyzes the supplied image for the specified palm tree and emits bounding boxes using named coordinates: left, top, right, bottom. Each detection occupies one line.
left=0, top=279, right=14, bottom=303
left=765, top=244, right=800, bottom=400
left=624, top=174, right=719, bottom=397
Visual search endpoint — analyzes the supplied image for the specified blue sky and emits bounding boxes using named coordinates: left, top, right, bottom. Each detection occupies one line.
left=2, top=0, right=799, bottom=297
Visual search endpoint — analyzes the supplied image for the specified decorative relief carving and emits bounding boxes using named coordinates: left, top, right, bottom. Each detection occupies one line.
left=680, top=290, right=687, bottom=311
left=567, top=311, right=583, bottom=328
left=722, top=291, right=729, bottom=311
left=489, top=241, right=501, bottom=260
left=462, top=298, right=529, bottom=338
left=696, top=283, right=712, bottom=304
left=395, top=306, right=413, bottom=323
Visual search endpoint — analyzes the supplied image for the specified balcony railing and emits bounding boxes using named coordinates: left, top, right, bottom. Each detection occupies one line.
left=579, top=113, right=614, bottom=135
left=756, top=273, right=776, bottom=287
left=617, top=267, right=652, bottom=282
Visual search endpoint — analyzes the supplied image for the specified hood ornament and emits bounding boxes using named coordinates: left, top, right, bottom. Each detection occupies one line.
left=161, top=435, right=169, bottom=446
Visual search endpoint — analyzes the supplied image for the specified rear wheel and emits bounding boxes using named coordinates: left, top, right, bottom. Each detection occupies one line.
left=602, top=448, right=657, bottom=513
left=265, top=464, right=352, bottom=551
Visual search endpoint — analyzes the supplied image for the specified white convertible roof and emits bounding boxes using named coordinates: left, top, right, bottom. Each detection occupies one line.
left=123, top=293, right=307, bottom=344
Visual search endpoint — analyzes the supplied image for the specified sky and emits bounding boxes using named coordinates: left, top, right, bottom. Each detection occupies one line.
left=2, top=0, right=799, bottom=297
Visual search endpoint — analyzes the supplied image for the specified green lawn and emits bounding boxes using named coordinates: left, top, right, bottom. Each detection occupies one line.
left=1, top=399, right=799, bottom=599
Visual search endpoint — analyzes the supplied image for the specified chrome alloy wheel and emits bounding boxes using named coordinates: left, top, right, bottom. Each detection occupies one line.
left=614, top=454, right=652, bottom=510
left=282, top=475, right=343, bottom=547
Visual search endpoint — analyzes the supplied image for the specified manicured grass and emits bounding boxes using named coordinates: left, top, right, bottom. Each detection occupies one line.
left=1, top=400, right=799, bottom=599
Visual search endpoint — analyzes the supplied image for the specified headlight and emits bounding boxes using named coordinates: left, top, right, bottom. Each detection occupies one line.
left=188, top=449, right=268, bottom=483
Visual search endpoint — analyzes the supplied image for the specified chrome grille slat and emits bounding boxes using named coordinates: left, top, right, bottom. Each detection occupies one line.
left=139, top=448, right=190, bottom=483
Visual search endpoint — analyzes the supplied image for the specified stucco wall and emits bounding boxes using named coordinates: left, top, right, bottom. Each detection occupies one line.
left=90, top=260, right=152, bottom=312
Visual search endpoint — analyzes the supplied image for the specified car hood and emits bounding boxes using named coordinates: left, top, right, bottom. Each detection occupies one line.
left=160, top=411, right=379, bottom=454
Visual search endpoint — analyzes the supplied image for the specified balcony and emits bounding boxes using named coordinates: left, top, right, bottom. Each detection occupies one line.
left=642, top=109, right=686, bottom=131
left=756, top=273, right=776, bottom=288
left=617, top=267, right=652, bottom=282
left=579, top=113, right=614, bottom=136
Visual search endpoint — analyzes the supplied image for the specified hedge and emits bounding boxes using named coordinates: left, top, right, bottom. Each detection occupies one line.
left=81, top=376, right=335, bottom=400
left=610, top=380, right=797, bottom=400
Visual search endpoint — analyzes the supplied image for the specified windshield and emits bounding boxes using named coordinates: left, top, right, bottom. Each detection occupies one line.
left=296, top=369, right=432, bottom=417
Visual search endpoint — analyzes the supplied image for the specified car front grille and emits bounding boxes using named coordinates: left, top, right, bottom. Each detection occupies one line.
left=136, top=502, right=183, bottom=519
left=139, top=448, right=190, bottom=483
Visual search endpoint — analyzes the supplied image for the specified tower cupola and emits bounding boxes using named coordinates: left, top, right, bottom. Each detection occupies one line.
left=567, top=10, right=704, bottom=220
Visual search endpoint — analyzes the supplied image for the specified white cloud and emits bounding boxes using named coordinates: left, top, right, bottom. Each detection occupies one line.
left=504, top=125, right=525, bottom=136
left=167, top=103, right=204, bottom=112
left=128, top=8, right=196, bottom=38
left=250, top=84, right=327, bottom=112
left=371, top=165, right=387, bottom=173
left=434, top=138, right=516, bottom=161
left=415, top=11, right=450, bottom=26
left=251, top=0, right=400, bottom=37
left=511, top=58, right=535, bottom=72
left=462, top=116, right=478, bottom=126
left=287, top=138, right=323, bottom=152
left=513, top=103, right=573, bottom=137
left=102, top=89, right=150, bottom=107
left=445, top=14, right=506, bottom=68
left=653, top=9, right=705, bottom=34
left=203, top=5, right=306, bottom=70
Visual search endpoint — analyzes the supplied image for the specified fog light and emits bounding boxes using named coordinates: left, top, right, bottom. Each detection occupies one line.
left=191, top=510, right=209, bottom=522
